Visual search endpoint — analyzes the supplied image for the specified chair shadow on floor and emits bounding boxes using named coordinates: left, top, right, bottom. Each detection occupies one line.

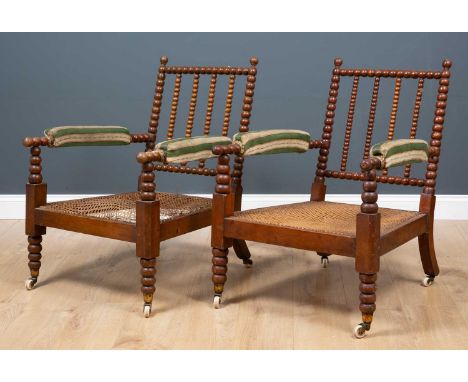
left=30, top=235, right=463, bottom=338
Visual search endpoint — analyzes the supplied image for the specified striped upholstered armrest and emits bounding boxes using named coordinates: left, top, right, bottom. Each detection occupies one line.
left=44, top=126, right=132, bottom=147
left=232, top=129, right=310, bottom=157
left=150, top=136, right=233, bottom=164
left=370, top=139, right=429, bottom=169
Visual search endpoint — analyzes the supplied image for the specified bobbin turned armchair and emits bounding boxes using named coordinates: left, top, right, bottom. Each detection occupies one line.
left=210, top=58, right=452, bottom=338
left=23, top=56, right=259, bottom=317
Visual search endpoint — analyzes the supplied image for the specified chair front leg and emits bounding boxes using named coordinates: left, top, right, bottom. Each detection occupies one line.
left=25, top=145, right=47, bottom=290
left=136, top=160, right=160, bottom=318
left=354, top=157, right=381, bottom=338
left=140, top=257, right=157, bottom=318
left=211, top=146, right=236, bottom=308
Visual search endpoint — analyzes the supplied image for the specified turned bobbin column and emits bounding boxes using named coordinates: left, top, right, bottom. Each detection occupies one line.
left=23, top=140, right=48, bottom=290
left=146, top=56, right=168, bottom=151
left=311, top=58, right=342, bottom=201
left=423, top=60, right=451, bottom=196
left=136, top=158, right=160, bottom=317
left=211, top=145, right=238, bottom=308
left=238, top=57, right=258, bottom=134
left=354, top=157, right=381, bottom=337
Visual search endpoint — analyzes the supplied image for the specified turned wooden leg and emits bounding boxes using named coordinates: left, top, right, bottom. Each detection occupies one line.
left=140, top=258, right=156, bottom=318
left=231, top=156, right=253, bottom=268
left=354, top=273, right=377, bottom=338
left=418, top=231, right=439, bottom=286
left=233, top=240, right=252, bottom=267
left=418, top=194, right=439, bottom=286
left=25, top=235, right=42, bottom=290
left=212, top=247, right=228, bottom=308
left=317, top=251, right=331, bottom=268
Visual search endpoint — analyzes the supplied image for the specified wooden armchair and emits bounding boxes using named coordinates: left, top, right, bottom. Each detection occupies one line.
left=23, top=56, right=259, bottom=317
left=210, top=58, right=452, bottom=337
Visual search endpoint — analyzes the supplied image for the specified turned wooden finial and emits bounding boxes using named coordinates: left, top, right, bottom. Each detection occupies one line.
left=160, top=56, right=168, bottom=65
left=249, top=57, right=259, bottom=66
left=334, top=58, right=343, bottom=67
left=442, top=59, right=452, bottom=69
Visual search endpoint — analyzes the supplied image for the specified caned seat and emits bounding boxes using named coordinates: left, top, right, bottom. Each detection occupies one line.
left=37, top=192, right=212, bottom=225
left=227, top=201, right=425, bottom=237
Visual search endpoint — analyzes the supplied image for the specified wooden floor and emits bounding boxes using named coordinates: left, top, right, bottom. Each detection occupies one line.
left=0, top=219, right=467, bottom=349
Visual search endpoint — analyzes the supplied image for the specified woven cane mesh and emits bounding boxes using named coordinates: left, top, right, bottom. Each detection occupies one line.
left=228, top=201, right=423, bottom=237
left=38, top=192, right=211, bottom=224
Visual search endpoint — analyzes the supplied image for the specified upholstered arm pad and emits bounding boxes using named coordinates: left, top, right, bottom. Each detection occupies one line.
left=44, top=126, right=132, bottom=147
left=370, top=139, right=429, bottom=169
left=232, top=129, right=310, bottom=157
left=149, top=135, right=233, bottom=164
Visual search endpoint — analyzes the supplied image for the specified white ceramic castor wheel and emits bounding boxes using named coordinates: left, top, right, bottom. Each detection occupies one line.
left=244, top=260, right=253, bottom=268
left=143, top=304, right=151, bottom=318
left=25, top=278, right=36, bottom=290
left=321, top=257, right=329, bottom=268
left=422, top=276, right=435, bottom=287
left=353, top=324, right=367, bottom=339
left=213, top=295, right=221, bottom=309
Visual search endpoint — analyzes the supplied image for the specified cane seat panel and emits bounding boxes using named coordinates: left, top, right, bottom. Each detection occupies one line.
left=227, top=201, right=425, bottom=237
left=36, top=192, right=212, bottom=224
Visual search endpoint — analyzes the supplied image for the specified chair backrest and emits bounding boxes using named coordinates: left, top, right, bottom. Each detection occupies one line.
left=145, top=56, right=258, bottom=176
left=314, top=58, right=452, bottom=195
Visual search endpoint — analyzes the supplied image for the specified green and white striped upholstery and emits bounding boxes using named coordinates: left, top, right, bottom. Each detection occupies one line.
left=370, top=139, right=429, bottom=169
left=155, top=136, right=233, bottom=163
left=45, top=126, right=131, bottom=147
left=233, top=129, right=310, bottom=157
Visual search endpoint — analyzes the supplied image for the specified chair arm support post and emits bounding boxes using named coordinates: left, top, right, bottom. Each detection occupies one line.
left=211, top=148, right=235, bottom=249
left=138, top=161, right=157, bottom=202
left=356, top=156, right=382, bottom=274
left=360, top=157, right=382, bottom=214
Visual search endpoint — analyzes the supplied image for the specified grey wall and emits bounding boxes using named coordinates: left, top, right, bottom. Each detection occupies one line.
left=1, top=33, right=467, bottom=195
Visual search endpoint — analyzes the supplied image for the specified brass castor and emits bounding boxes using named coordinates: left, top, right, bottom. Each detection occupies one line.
left=243, top=259, right=253, bottom=268
left=143, top=304, right=152, bottom=318
left=213, top=295, right=221, bottom=309
left=321, top=256, right=329, bottom=268
left=422, top=276, right=435, bottom=287
left=353, top=323, right=368, bottom=339
left=25, top=277, right=37, bottom=290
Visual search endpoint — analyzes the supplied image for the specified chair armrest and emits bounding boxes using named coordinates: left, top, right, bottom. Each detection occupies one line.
left=232, top=129, right=310, bottom=157
left=370, top=139, right=429, bottom=169
left=23, top=130, right=153, bottom=148
left=137, top=136, right=233, bottom=164
left=41, top=126, right=133, bottom=147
